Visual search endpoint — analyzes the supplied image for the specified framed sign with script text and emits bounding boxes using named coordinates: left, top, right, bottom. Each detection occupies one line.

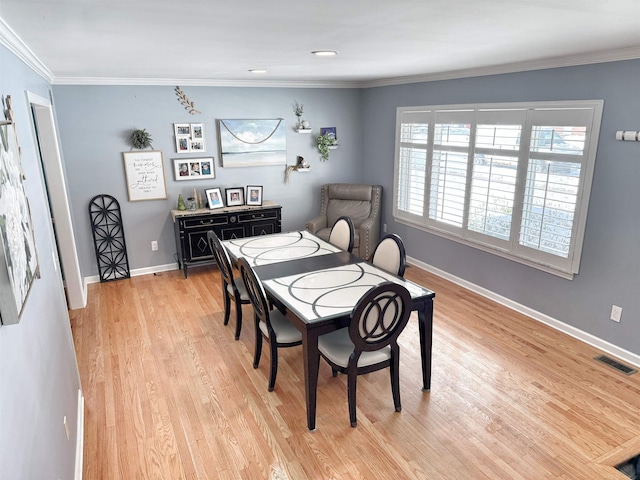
left=123, top=151, right=167, bottom=201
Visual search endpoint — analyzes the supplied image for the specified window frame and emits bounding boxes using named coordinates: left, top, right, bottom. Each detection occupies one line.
left=392, top=100, right=604, bottom=279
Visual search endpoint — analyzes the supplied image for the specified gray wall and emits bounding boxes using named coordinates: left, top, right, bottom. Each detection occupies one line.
left=0, top=45, right=81, bottom=479
left=52, top=85, right=363, bottom=278
left=361, top=59, right=640, bottom=357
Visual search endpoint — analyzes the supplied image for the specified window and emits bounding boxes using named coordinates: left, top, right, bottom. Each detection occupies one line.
left=393, top=101, right=603, bottom=278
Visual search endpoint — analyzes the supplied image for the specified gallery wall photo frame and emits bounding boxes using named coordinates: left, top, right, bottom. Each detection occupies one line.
left=205, top=187, right=224, bottom=209
left=174, top=122, right=206, bottom=153
left=217, top=118, right=286, bottom=167
left=246, top=185, right=263, bottom=206
left=0, top=121, right=40, bottom=325
left=173, top=157, right=215, bottom=181
left=225, top=187, right=244, bottom=207
left=122, top=150, right=168, bottom=201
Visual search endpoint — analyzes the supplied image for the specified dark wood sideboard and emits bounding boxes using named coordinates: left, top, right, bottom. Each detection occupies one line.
left=171, top=201, right=282, bottom=278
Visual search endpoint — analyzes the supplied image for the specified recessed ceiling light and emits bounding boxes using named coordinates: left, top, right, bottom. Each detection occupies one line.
left=311, top=50, right=338, bottom=57
left=249, top=69, right=268, bottom=73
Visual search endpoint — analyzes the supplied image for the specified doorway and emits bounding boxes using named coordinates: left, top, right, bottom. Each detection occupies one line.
left=27, top=91, right=85, bottom=309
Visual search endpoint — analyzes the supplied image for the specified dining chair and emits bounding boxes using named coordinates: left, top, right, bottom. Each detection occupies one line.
left=237, top=257, right=302, bottom=392
left=328, top=216, right=355, bottom=253
left=369, top=233, right=407, bottom=278
left=207, top=230, right=250, bottom=340
left=317, top=281, right=412, bottom=427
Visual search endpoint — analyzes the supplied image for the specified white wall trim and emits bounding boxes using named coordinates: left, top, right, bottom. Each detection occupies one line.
left=75, top=389, right=84, bottom=480
left=408, top=255, right=640, bottom=369
left=361, top=46, right=640, bottom=88
left=84, top=262, right=179, bottom=285
left=0, top=18, right=53, bottom=83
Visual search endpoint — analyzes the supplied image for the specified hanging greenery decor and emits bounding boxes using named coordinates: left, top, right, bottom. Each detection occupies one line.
left=317, top=132, right=337, bottom=161
left=175, top=86, right=201, bottom=115
left=130, top=129, right=153, bottom=149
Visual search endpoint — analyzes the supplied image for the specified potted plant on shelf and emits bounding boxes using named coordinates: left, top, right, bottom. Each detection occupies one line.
left=317, top=132, right=337, bottom=161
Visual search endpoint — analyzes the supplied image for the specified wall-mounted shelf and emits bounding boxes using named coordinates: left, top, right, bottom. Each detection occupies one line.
left=296, top=128, right=312, bottom=134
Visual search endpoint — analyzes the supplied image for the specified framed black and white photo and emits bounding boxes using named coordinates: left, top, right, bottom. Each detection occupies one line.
left=205, top=187, right=224, bottom=209
left=0, top=121, right=40, bottom=325
left=173, top=157, right=215, bottom=181
left=225, top=187, right=244, bottom=207
left=246, top=185, right=263, bottom=206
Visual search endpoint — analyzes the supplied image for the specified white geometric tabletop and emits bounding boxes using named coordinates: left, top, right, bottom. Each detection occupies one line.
left=263, top=261, right=431, bottom=323
left=222, top=230, right=340, bottom=266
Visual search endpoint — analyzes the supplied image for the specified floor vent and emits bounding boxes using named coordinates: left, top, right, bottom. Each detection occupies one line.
left=594, top=355, right=637, bottom=375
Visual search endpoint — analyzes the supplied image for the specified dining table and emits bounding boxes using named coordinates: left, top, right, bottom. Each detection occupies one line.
left=222, top=230, right=435, bottom=430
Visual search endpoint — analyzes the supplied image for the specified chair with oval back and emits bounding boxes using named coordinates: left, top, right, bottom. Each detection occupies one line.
left=207, top=230, right=250, bottom=340
left=328, top=216, right=355, bottom=253
left=317, top=281, right=412, bottom=427
left=369, top=233, right=407, bottom=278
left=238, top=257, right=302, bottom=392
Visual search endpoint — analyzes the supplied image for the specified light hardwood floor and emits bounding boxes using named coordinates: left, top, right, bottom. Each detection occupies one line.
left=69, top=264, right=640, bottom=479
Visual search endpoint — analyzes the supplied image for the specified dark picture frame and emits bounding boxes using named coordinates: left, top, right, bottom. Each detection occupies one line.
left=205, top=187, right=224, bottom=209
left=320, top=127, right=337, bottom=141
left=246, top=185, right=263, bottom=206
left=225, top=187, right=244, bottom=207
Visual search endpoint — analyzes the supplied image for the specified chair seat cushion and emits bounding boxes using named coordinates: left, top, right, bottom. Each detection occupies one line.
left=259, top=310, right=302, bottom=344
left=228, top=278, right=249, bottom=301
left=318, top=328, right=391, bottom=368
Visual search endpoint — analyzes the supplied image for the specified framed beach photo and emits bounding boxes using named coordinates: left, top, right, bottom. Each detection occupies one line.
left=217, top=118, right=286, bottom=167
left=173, top=157, right=215, bottom=181
left=205, top=187, right=224, bottom=209
left=246, top=185, right=263, bottom=206
left=225, top=187, right=244, bottom=207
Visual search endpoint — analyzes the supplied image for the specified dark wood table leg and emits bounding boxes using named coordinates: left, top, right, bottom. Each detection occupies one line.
left=302, top=329, right=321, bottom=430
left=418, top=299, right=434, bottom=391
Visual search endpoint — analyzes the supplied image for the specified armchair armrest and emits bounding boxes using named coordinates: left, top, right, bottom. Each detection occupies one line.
left=357, top=217, right=380, bottom=260
left=305, top=214, right=327, bottom=233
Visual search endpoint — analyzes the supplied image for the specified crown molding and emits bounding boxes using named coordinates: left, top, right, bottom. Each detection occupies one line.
left=361, top=46, right=640, bottom=88
left=0, top=18, right=54, bottom=83
left=51, top=76, right=359, bottom=88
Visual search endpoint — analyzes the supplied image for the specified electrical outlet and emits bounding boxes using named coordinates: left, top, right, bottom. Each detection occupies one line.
left=610, top=305, right=622, bottom=323
left=151, top=241, right=158, bottom=251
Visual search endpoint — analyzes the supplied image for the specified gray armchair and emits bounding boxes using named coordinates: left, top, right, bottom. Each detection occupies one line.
left=305, top=184, right=382, bottom=259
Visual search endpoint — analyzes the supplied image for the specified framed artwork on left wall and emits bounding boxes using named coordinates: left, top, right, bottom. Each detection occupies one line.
left=0, top=121, right=40, bottom=325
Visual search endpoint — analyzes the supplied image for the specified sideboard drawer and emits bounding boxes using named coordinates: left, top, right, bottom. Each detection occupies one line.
left=182, top=216, right=229, bottom=229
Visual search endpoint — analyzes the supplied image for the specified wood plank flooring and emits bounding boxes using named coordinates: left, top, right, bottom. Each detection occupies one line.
left=69, top=264, right=640, bottom=479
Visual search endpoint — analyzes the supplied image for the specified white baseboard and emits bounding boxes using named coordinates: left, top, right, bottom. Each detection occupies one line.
left=85, top=262, right=179, bottom=285
left=408, top=256, right=640, bottom=369
left=75, top=389, right=84, bottom=480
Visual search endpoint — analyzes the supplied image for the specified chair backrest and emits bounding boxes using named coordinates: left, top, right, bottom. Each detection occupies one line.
left=329, top=216, right=354, bottom=252
left=207, top=230, right=233, bottom=284
left=237, top=257, right=270, bottom=326
left=370, top=234, right=406, bottom=277
left=349, top=282, right=412, bottom=354
left=323, top=184, right=381, bottom=228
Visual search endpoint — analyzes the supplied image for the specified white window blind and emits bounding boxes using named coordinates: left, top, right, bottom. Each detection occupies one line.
left=393, top=101, right=603, bottom=278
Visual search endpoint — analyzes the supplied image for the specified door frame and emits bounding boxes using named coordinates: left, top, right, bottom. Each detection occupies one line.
left=26, top=91, right=85, bottom=309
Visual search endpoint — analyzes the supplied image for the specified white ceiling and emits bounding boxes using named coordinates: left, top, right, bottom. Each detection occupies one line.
left=1, top=0, right=640, bottom=87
